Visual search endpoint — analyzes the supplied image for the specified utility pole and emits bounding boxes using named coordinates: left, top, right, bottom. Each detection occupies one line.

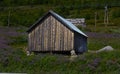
left=104, top=5, right=109, bottom=27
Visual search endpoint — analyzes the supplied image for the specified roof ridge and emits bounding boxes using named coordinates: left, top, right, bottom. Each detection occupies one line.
left=49, top=10, right=88, bottom=37
left=27, top=10, right=88, bottom=37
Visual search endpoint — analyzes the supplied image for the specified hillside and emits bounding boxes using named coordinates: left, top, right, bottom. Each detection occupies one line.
left=0, top=0, right=120, bottom=73
left=0, top=0, right=120, bottom=7
left=0, top=26, right=120, bottom=73
left=0, top=0, right=120, bottom=31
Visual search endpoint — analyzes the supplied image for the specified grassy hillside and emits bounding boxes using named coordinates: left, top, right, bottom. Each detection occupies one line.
left=0, top=26, right=120, bottom=74
left=0, top=6, right=120, bottom=29
left=0, top=1, right=120, bottom=73
left=0, top=0, right=120, bottom=7
left=0, top=0, right=120, bottom=31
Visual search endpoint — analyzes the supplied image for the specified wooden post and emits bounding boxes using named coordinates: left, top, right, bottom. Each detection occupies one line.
left=104, top=9, right=106, bottom=25
left=95, top=12, right=97, bottom=30
left=106, top=10, right=109, bottom=25
left=104, top=5, right=109, bottom=27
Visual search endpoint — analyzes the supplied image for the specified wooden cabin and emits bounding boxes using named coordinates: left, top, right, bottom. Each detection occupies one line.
left=27, top=10, right=88, bottom=54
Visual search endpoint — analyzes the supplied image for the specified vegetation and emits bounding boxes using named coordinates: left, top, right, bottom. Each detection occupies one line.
left=0, top=0, right=120, bottom=29
left=0, top=0, right=120, bottom=7
left=0, top=26, right=119, bottom=74
left=0, top=0, right=120, bottom=73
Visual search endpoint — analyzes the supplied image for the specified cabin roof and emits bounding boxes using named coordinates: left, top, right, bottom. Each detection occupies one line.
left=27, top=10, right=88, bottom=37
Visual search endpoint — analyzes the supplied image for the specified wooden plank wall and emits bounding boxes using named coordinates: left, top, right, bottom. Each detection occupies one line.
left=28, top=15, right=74, bottom=51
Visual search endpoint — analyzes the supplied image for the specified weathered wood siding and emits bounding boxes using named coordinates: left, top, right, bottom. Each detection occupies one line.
left=28, top=15, right=74, bottom=51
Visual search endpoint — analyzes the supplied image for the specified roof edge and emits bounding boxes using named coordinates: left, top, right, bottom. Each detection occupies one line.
left=49, top=10, right=88, bottom=37
left=26, top=10, right=88, bottom=37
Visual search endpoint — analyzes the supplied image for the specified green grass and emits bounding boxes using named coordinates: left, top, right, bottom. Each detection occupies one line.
left=0, top=48, right=120, bottom=74
left=79, top=23, right=120, bottom=33
left=0, top=6, right=120, bottom=28
left=88, top=38, right=120, bottom=50
left=0, top=1, right=120, bottom=73
left=0, top=26, right=119, bottom=74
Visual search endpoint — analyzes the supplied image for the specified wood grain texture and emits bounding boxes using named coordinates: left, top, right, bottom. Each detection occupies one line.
left=28, top=15, right=74, bottom=51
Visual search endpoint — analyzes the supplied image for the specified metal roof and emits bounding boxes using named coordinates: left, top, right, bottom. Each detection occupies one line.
left=27, top=10, right=88, bottom=37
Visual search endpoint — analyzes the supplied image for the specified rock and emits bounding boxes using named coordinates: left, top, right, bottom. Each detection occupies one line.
left=70, top=50, right=76, bottom=56
left=88, top=46, right=114, bottom=53
left=70, top=50, right=77, bottom=61
left=26, top=51, right=31, bottom=56
left=96, top=46, right=114, bottom=53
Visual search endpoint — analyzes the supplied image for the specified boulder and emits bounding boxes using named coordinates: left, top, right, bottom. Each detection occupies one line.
left=96, top=46, right=114, bottom=53
left=70, top=50, right=77, bottom=61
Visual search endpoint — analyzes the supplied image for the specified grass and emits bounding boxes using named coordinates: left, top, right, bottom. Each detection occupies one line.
left=0, top=6, right=120, bottom=27
left=88, top=38, right=120, bottom=50
left=0, top=48, right=120, bottom=74
left=0, top=25, right=119, bottom=74
left=0, top=2, right=120, bottom=73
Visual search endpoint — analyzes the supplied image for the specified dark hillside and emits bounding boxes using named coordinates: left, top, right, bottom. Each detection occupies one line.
left=0, top=0, right=120, bottom=28
left=0, top=0, right=120, bottom=7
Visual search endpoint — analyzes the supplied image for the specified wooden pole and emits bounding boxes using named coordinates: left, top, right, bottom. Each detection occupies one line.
left=104, top=5, right=109, bottom=27
left=104, top=9, right=106, bottom=25
left=95, top=12, right=97, bottom=29
left=106, top=10, right=109, bottom=25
